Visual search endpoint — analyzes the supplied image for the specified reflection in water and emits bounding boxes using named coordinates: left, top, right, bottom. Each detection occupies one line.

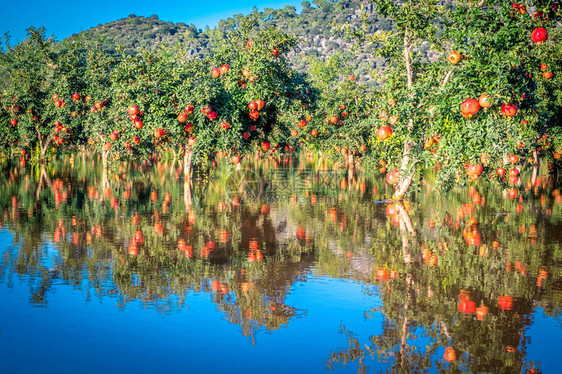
left=0, top=155, right=561, bottom=372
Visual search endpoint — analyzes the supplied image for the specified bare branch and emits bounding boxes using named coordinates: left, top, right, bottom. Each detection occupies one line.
left=404, top=27, right=413, bottom=90
left=441, top=68, right=454, bottom=90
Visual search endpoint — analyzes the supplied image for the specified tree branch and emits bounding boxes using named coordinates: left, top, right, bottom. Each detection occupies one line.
left=441, top=68, right=454, bottom=90
left=404, top=27, right=413, bottom=91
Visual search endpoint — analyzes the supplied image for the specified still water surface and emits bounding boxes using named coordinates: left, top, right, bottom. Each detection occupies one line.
left=0, top=158, right=561, bottom=373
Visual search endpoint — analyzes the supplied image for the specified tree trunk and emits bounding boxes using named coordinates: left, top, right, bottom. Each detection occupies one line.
left=316, top=152, right=324, bottom=172
left=394, top=171, right=415, bottom=200
left=394, top=138, right=416, bottom=200
left=170, top=148, right=177, bottom=176
left=36, top=127, right=51, bottom=162
left=531, top=149, right=540, bottom=187
left=102, top=150, right=109, bottom=188
left=347, top=153, right=355, bottom=186
left=36, top=165, right=46, bottom=200
left=393, top=28, right=417, bottom=200
left=183, top=145, right=193, bottom=180
left=403, top=27, right=413, bottom=90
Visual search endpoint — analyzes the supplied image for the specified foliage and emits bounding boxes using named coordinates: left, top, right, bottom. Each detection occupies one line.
left=0, top=1, right=561, bottom=198
left=342, top=0, right=562, bottom=198
left=1, top=24, right=313, bottom=173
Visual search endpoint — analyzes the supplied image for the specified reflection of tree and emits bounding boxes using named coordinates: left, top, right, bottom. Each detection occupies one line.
left=0, top=158, right=319, bottom=339
left=0, top=158, right=561, bottom=366
left=326, top=325, right=373, bottom=373
left=323, top=182, right=562, bottom=373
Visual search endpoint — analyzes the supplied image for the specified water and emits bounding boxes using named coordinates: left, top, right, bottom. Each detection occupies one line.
left=0, top=157, right=560, bottom=373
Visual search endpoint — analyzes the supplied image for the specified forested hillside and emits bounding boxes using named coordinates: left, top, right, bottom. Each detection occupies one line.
left=68, top=0, right=390, bottom=83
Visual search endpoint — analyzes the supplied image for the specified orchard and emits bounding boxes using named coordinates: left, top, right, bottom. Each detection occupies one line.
left=1, top=2, right=562, bottom=372
left=347, top=0, right=562, bottom=199
left=1, top=1, right=561, bottom=199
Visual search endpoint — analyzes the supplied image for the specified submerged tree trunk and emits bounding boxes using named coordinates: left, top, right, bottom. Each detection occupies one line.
left=347, top=153, right=355, bottom=187
left=170, top=148, right=177, bottom=176
left=394, top=137, right=416, bottom=200
left=316, top=152, right=325, bottom=172
left=183, top=145, right=193, bottom=180
left=531, top=149, right=540, bottom=187
left=102, top=150, right=109, bottom=188
left=36, top=127, right=52, bottom=162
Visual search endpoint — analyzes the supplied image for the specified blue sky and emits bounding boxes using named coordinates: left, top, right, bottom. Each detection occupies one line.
left=0, top=0, right=305, bottom=44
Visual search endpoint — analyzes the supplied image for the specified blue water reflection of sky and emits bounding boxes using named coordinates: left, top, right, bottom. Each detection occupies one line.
left=1, top=227, right=561, bottom=373
left=0, top=229, right=383, bottom=373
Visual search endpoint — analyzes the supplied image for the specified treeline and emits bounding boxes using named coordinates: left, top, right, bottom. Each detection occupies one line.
left=66, top=0, right=399, bottom=84
left=1, top=1, right=561, bottom=200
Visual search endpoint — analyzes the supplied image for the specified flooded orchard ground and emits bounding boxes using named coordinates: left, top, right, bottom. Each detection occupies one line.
left=0, top=157, right=561, bottom=373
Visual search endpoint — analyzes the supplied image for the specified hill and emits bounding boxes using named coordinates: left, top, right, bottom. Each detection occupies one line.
left=67, top=0, right=389, bottom=84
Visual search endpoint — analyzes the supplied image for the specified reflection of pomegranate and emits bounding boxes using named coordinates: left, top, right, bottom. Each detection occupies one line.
left=498, top=295, right=514, bottom=310
left=443, top=347, right=456, bottom=363
left=458, top=299, right=476, bottom=314
left=475, top=305, right=488, bottom=321
left=296, top=226, right=306, bottom=240
left=376, top=268, right=390, bottom=281
left=508, top=188, right=518, bottom=199
left=386, top=206, right=396, bottom=219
